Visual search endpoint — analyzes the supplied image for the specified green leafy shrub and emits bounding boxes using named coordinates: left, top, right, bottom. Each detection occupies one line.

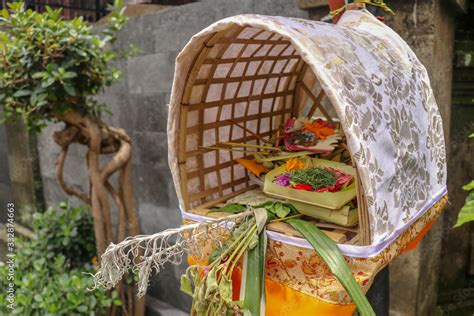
left=0, top=1, right=128, bottom=132
left=32, top=201, right=96, bottom=267
left=0, top=202, right=121, bottom=315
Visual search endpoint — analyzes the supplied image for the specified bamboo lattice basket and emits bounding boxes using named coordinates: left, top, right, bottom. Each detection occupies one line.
left=173, top=23, right=371, bottom=245
left=166, top=9, right=448, bottom=310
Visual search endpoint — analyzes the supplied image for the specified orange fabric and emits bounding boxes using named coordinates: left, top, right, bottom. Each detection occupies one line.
left=188, top=257, right=355, bottom=315
left=265, top=277, right=356, bottom=316
left=235, top=158, right=268, bottom=176
left=401, top=219, right=436, bottom=254
left=231, top=263, right=242, bottom=301
left=303, top=121, right=335, bottom=140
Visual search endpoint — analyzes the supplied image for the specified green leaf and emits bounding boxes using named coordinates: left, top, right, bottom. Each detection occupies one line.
left=63, top=71, right=77, bottom=79
left=13, top=89, right=32, bottom=97
left=209, top=203, right=246, bottom=214
left=77, top=305, right=88, bottom=312
left=41, top=77, right=55, bottom=88
left=243, top=231, right=265, bottom=316
left=180, top=274, right=193, bottom=296
left=30, top=92, right=38, bottom=105
left=32, top=72, right=47, bottom=79
left=287, top=219, right=375, bottom=316
left=219, top=274, right=232, bottom=304
left=275, top=203, right=291, bottom=218
left=454, top=200, right=474, bottom=228
left=253, top=207, right=268, bottom=233
left=463, top=180, right=474, bottom=191
left=63, top=84, right=76, bottom=96
left=454, top=181, right=474, bottom=227
left=254, top=201, right=296, bottom=218
left=205, top=267, right=218, bottom=298
left=75, top=49, right=87, bottom=57
left=1, top=9, right=9, bottom=18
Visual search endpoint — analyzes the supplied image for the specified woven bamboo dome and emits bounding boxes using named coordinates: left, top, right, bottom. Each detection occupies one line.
left=167, top=10, right=447, bottom=258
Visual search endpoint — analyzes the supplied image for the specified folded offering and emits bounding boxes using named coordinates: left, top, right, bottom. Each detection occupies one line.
left=264, top=158, right=358, bottom=225
left=284, top=117, right=342, bottom=153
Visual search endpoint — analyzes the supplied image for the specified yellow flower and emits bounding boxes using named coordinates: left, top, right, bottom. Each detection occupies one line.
left=285, top=158, right=306, bottom=171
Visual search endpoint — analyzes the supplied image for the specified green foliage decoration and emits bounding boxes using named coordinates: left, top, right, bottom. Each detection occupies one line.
left=0, top=202, right=121, bottom=315
left=0, top=1, right=129, bottom=132
left=454, top=180, right=474, bottom=227
left=454, top=133, right=474, bottom=228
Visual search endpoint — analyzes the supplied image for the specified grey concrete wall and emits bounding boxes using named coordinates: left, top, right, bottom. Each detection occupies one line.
left=36, top=0, right=307, bottom=311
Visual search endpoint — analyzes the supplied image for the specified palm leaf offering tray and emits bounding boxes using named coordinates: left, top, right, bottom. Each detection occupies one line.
left=264, top=158, right=356, bottom=209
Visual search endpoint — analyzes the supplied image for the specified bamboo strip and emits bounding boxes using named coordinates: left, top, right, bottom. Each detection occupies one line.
left=193, top=71, right=299, bottom=85
left=186, top=108, right=293, bottom=134
left=220, top=142, right=279, bottom=150
left=227, top=119, right=273, bottom=145
left=203, top=54, right=300, bottom=64
left=185, top=130, right=277, bottom=157
left=192, top=185, right=259, bottom=212
left=188, top=90, right=295, bottom=111
left=300, top=82, right=333, bottom=124
left=187, top=155, right=253, bottom=179
left=215, top=38, right=291, bottom=45
left=188, top=177, right=248, bottom=201
left=201, top=146, right=271, bottom=154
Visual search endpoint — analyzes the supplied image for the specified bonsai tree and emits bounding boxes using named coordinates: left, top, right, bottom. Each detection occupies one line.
left=0, top=1, right=140, bottom=253
left=0, top=2, right=144, bottom=314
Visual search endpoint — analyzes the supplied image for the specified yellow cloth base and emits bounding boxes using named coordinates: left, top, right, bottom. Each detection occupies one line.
left=265, top=277, right=356, bottom=316
left=189, top=257, right=356, bottom=316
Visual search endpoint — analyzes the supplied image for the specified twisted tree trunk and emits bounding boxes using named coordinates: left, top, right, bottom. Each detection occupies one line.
left=52, top=110, right=145, bottom=315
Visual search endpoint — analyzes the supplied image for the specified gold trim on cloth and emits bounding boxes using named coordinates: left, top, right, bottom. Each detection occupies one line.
left=265, top=194, right=447, bottom=304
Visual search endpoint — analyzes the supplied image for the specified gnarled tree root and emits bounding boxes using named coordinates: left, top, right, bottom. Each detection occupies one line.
left=53, top=111, right=145, bottom=316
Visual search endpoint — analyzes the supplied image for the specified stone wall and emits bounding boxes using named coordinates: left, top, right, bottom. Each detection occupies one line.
left=35, top=0, right=307, bottom=311
left=438, top=5, right=474, bottom=307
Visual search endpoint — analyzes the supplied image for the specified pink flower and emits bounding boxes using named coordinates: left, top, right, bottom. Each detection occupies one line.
left=273, top=173, right=291, bottom=187
left=202, top=266, right=210, bottom=276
